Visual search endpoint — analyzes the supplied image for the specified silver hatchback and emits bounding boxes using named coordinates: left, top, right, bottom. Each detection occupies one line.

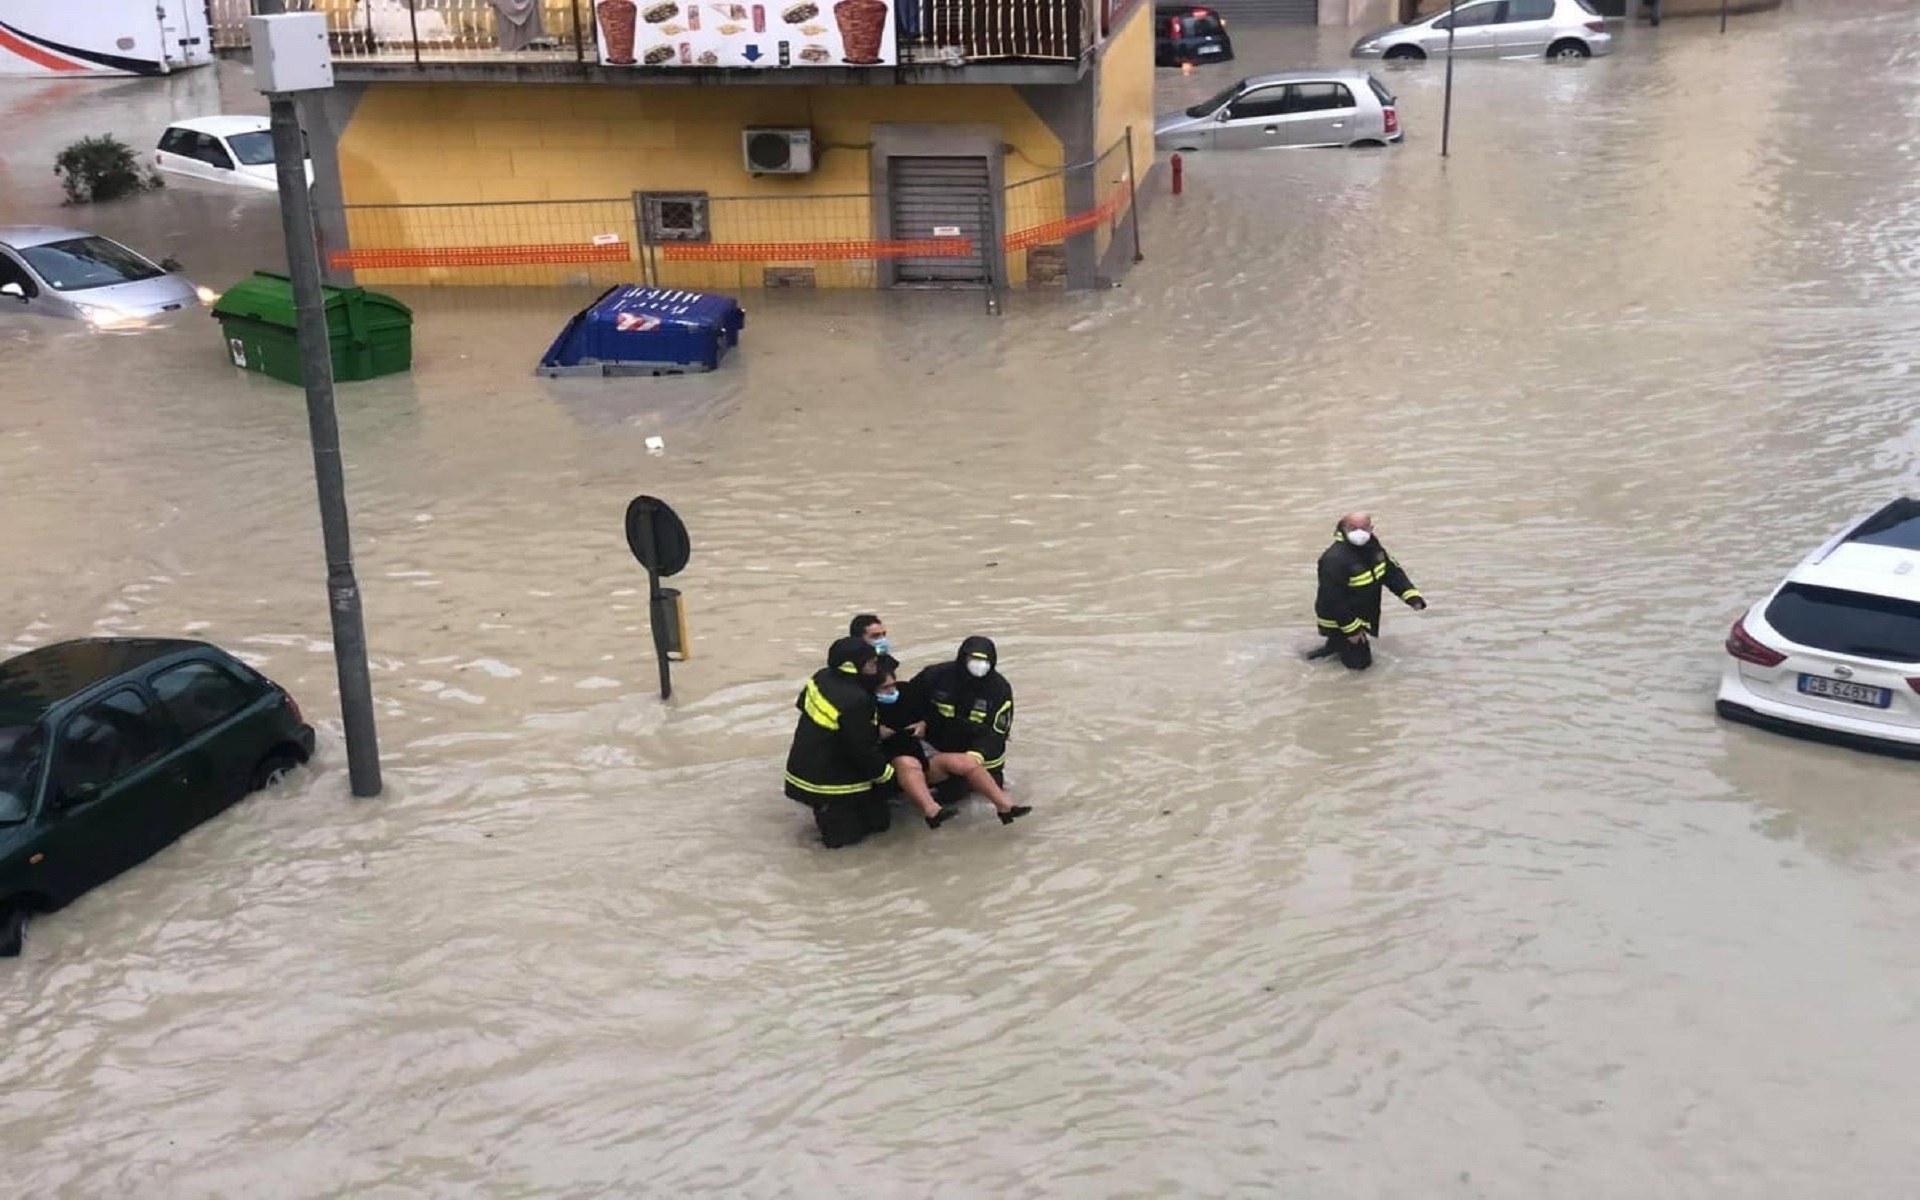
left=1351, top=0, right=1614, bottom=62
left=0, top=226, right=205, bottom=327
left=1154, top=69, right=1402, bottom=152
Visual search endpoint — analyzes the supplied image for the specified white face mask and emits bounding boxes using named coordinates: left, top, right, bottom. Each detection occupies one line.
left=966, top=658, right=991, bottom=678
left=1344, top=528, right=1373, bottom=547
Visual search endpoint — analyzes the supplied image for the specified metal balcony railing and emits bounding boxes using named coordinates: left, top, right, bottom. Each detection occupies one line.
left=208, top=0, right=1093, bottom=67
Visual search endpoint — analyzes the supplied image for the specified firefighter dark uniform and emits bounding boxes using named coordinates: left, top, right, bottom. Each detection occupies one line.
left=784, top=637, right=895, bottom=847
left=911, top=636, right=1014, bottom=802
left=1314, top=535, right=1424, bottom=671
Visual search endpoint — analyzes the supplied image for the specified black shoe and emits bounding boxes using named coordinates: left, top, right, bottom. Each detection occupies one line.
left=1304, top=644, right=1338, bottom=661
left=998, top=805, right=1032, bottom=826
left=926, top=806, right=960, bottom=830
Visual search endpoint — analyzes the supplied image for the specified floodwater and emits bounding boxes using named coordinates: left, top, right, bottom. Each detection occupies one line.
left=5, top=3, right=1920, bottom=1194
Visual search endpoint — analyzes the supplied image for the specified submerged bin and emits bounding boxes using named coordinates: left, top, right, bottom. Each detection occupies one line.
left=537, top=286, right=745, bottom=378
left=212, top=272, right=413, bottom=386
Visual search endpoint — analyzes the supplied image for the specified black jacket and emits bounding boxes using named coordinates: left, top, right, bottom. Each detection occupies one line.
left=910, top=636, right=1014, bottom=771
left=1316, top=537, right=1420, bottom=637
left=783, top=665, right=893, bottom=803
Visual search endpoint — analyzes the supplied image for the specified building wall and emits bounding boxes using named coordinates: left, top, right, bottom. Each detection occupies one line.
left=333, top=82, right=1067, bottom=288
left=1090, top=2, right=1155, bottom=273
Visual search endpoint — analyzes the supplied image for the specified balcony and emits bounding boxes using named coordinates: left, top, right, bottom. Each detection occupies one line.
left=208, top=0, right=1096, bottom=82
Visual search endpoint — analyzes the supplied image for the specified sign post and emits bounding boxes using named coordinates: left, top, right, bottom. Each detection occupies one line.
left=624, top=495, right=691, bottom=700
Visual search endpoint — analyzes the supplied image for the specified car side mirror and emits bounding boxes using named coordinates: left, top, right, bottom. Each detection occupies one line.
left=56, top=781, right=101, bottom=809
left=0, top=282, right=23, bottom=299
left=1216, top=108, right=1233, bottom=122
left=160, top=256, right=183, bottom=273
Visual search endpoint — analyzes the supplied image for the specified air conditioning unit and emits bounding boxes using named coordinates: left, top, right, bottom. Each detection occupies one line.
left=743, top=128, right=813, bottom=175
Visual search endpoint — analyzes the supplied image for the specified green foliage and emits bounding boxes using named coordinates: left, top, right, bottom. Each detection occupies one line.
left=53, top=134, right=164, bottom=205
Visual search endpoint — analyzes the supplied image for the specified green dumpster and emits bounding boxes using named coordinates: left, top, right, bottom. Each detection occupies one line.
left=211, top=272, right=412, bottom=385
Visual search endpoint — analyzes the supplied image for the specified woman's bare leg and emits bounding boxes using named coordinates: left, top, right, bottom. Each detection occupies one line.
left=928, top=753, right=1020, bottom=813
left=893, top=757, right=960, bottom=827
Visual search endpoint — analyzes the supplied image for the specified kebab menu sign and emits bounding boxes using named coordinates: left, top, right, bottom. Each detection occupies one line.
left=595, top=0, right=897, bottom=68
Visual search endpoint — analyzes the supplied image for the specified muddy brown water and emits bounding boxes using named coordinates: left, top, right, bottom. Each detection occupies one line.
left=5, top=4, right=1920, bottom=1195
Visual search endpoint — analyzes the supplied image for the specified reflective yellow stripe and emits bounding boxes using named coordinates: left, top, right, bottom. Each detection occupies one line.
left=875, top=764, right=895, bottom=784
left=801, top=680, right=841, bottom=731
left=1317, top=616, right=1340, bottom=629
left=785, top=772, right=870, bottom=795
left=978, top=754, right=1005, bottom=770
left=1400, top=588, right=1422, bottom=600
left=1347, top=564, right=1388, bottom=587
left=1340, top=617, right=1369, bottom=633
left=991, top=700, right=1012, bottom=736
left=933, top=702, right=956, bottom=717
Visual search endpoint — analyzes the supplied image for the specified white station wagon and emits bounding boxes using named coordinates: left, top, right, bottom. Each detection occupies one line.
left=1718, top=498, right=1920, bottom=756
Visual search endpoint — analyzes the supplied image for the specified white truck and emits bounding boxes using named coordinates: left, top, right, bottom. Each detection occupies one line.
left=0, top=0, right=213, bottom=77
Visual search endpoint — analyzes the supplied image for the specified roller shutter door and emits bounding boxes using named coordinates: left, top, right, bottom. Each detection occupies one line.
left=886, top=156, right=991, bottom=286
left=1203, top=0, right=1320, bottom=24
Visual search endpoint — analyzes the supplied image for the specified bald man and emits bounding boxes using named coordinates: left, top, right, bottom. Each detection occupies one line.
left=1308, top=511, right=1426, bottom=671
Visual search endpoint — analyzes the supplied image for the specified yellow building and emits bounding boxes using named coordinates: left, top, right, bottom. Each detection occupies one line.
left=218, top=0, right=1157, bottom=291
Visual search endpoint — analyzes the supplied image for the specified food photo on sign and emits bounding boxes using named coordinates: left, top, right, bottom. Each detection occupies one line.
left=594, top=0, right=895, bottom=68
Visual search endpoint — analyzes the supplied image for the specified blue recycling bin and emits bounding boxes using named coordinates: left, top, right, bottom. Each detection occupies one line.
left=537, top=286, right=746, bottom=377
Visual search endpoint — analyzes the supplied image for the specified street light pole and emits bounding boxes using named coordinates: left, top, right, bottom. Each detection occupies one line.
left=253, top=2, right=382, bottom=797
left=1441, top=0, right=1459, bottom=158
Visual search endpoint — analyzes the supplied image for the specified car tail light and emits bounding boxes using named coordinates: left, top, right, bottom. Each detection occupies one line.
left=1585, top=20, right=1605, bottom=31
left=1908, top=678, right=1920, bottom=694
left=282, top=689, right=304, bottom=723
left=1383, top=107, right=1398, bottom=135
left=1726, top=617, right=1786, bottom=667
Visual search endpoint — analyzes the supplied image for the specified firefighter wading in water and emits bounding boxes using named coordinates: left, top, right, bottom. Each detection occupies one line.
left=784, top=636, right=895, bottom=848
left=1309, top=511, right=1427, bottom=671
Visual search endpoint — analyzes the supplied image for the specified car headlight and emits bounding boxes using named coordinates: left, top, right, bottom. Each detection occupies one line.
left=72, top=303, right=135, bottom=329
left=195, top=285, right=219, bottom=305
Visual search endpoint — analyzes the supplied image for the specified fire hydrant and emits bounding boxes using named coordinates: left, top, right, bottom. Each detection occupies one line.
left=1171, top=153, right=1184, bottom=196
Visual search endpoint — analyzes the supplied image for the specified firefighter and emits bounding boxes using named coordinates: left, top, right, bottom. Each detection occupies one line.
left=849, top=613, right=891, bottom=656
left=1308, top=511, right=1427, bottom=671
left=784, top=636, right=895, bottom=848
left=910, top=636, right=1031, bottom=825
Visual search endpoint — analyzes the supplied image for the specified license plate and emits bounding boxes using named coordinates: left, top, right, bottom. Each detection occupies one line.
left=1798, top=674, right=1892, bottom=709
left=1199, top=45, right=1223, bottom=54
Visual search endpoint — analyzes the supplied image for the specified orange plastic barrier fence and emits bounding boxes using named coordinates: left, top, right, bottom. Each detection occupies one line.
left=659, top=238, right=976, bottom=262
left=326, top=242, right=631, bottom=270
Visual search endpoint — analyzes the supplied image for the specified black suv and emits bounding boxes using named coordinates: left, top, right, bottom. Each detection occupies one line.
left=1156, top=5, right=1235, bottom=67
left=1, top=639, right=314, bottom=957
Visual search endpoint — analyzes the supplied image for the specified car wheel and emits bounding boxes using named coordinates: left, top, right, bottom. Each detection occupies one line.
left=1384, top=45, right=1425, bottom=61
left=1351, top=139, right=1387, bottom=149
left=0, top=901, right=27, bottom=958
left=1548, top=39, right=1591, bottom=60
left=249, top=750, right=303, bottom=793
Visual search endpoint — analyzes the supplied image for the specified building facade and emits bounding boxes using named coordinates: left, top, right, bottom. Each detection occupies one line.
left=212, top=0, right=1156, bottom=292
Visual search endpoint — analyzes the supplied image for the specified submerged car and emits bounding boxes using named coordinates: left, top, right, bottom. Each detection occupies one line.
left=0, top=226, right=210, bottom=326
left=1351, top=0, right=1613, bottom=61
left=1155, top=5, right=1234, bottom=67
left=155, top=115, right=314, bottom=192
left=0, top=639, right=315, bottom=957
left=1154, top=70, right=1401, bottom=151
left=1717, top=498, right=1920, bottom=757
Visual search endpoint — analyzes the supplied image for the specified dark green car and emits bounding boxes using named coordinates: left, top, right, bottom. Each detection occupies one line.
left=0, top=639, right=315, bottom=957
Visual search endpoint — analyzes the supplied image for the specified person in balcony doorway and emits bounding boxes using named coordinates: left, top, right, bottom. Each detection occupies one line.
left=490, top=0, right=546, bottom=51
left=1308, top=512, right=1427, bottom=671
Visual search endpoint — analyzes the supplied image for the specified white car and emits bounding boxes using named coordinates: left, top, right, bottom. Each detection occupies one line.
left=1351, top=0, right=1613, bottom=62
left=155, top=116, right=312, bottom=192
left=1718, top=499, right=1920, bottom=756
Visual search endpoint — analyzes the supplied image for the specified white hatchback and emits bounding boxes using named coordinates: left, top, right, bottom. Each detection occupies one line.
left=1718, top=499, right=1920, bottom=756
left=155, top=116, right=312, bottom=192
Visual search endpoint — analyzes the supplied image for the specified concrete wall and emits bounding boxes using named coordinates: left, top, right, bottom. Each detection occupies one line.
left=1092, top=1, right=1155, bottom=273
left=1323, top=0, right=1396, bottom=25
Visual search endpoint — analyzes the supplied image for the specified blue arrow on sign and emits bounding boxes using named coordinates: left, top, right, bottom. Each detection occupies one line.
left=742, top=44, right=762, bottom=62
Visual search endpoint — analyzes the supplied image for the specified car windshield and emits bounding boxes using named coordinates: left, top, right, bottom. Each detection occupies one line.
left=0, top=725, right=44, bottom=824
left=17, top=236, right=165, bottom=292
left=1183, top=15, right=1224, bottom=37
left=1765, top=583, right=1920, bottom=663
left=1186, top=82, right=1243, bottom=118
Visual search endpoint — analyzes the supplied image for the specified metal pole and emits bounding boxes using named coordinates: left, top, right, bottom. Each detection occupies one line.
left=1720, top=0, right=1729, bottom=34
left=1123, top=126, right=1143, bottom=265
left=573, top=0, right=587, bottom=61
left=408, top=0, right=421, bottom=66
left=1441, top=0, right=1457, bottom=158
left=263, top=89, right=383, bottom=796
left=980, top=190, right=1000, bottom=317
